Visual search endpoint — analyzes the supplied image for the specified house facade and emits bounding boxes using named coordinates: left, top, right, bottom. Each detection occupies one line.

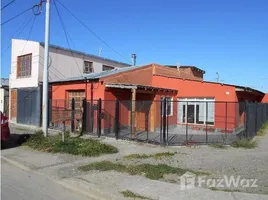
left=9, top=39, right=131, bottom=125
left=0, top=78, right=9, bottom=117
left=51, top=63, right=265, bottom=136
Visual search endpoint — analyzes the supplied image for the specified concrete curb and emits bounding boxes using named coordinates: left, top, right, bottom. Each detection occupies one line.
left=1, top=156, right=31, bottom=172
left=57, top=178, right=123, bottom=200
left=1, top=155, right=120, bottom=200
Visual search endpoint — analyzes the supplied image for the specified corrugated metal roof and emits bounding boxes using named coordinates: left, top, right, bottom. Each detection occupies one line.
left=0, top=78, right=9, bottom=87
left=50, top=65, right=146, bottom=83
left=105, top=83, right=177, bottom=92
left=40, top=42, right=131, bottom=66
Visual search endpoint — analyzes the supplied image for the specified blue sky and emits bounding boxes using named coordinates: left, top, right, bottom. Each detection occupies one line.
left=1, top=0, right=268, bottom=91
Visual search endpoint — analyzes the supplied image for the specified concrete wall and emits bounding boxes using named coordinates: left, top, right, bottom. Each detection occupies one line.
left=11, top=39, right=130, bottom=87
left=39, top=46, right=130, bottom=82
left=10, top=39, right=41, bottom=89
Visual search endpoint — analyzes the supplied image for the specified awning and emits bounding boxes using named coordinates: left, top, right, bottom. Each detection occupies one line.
left=105, top=83, right=177, bottom=93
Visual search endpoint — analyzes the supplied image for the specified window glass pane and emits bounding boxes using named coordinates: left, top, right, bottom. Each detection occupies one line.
left=196, top=102, right=205, bottom=124
left=187, top=105, right=195, bottom=123
left=207, top=101, right=215, bottom=124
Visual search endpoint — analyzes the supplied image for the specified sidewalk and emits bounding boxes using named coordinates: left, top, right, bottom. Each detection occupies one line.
left=2, top=144, right=268, bottom=200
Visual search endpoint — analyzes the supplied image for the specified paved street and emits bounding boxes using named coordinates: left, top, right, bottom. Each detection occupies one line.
left=1, top=161, right=91, bottom=200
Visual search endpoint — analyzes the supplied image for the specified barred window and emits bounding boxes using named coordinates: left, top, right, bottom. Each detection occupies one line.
left=17, top=54, right=32, bottom=78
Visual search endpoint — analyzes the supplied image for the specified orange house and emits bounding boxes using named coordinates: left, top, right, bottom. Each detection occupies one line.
left=51, top=64, right=265, bottom=135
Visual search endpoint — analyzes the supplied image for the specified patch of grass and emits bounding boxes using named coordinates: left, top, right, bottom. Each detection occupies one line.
left=121, top=190, right=153, bottom=200
left=209, top=144, right=228, bottom=149
left=257, top=121, right=268, bottom=136
left=124, top=152, right=176, bottom=160
left=22, top=131, right=118, bottom=156
left=209, top=187, right=241, bottom=193
left=231, top=139, right=257, bottom=149
left=78, top=161, right=209, bottom=180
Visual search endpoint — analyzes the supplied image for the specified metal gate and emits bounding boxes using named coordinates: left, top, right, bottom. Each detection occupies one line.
left=17, top=87, right=41, bottom=126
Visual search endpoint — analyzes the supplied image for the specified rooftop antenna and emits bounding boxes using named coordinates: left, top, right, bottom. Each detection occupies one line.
left=216, top=72, right=219, bottom=83
left=98, top=47, right=102, bottom=57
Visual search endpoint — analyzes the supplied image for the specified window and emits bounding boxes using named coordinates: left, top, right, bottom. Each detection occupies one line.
left=102, top=65, right=114, bottom=71
left=68, top=90, right=85, bottom=109
left=84, top=61, right=93, bottom=74
left=178, top=98, right=215, bottom=125
left=17, top=54, right=32, bottom=78
left=161, top=97, right=173, bottom=116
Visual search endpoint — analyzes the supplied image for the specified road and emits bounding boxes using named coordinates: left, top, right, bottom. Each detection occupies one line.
left=1, top=161, right=91, bottom=200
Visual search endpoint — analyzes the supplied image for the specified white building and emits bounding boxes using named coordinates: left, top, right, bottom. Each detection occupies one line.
left=9, top=39, right=131, bottom=126
left=0, top=78, right=9, bottom=116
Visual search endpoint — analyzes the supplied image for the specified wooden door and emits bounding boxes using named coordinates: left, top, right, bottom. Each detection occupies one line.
left=135, top=93, right=153, bottom=132
left=11, top=89, right=17, bottom=120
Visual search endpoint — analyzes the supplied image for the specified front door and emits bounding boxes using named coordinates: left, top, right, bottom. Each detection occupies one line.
left=135, top=93, right=154, bottom=132
left=10, top=89, right=17, bottom=120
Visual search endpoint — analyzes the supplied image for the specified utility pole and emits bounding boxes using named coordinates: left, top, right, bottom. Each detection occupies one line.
left=42, top=0, right=51, bottom=136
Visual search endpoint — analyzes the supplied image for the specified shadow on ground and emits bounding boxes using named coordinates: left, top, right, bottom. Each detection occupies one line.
left=1, top=134, right=31, bottom=150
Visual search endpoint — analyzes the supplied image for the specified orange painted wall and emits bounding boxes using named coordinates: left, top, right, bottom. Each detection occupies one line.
left=52, top=81, right=105, bottom=101
left=152, top=75, right=237, bottom=130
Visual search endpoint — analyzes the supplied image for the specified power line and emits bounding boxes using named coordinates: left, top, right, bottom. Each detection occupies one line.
left=1, top=0, right=15, bottom=10
left=53, top=0, right=82, bottom=75
left=55, top=0, right=132, bottom=64
left=1, top=1, right=43, bottom=26
left=1, top=7, right=32, bottom=26
left=2, top=15, right=34, bottom=53
left=21, top=16, right=37, bottom=54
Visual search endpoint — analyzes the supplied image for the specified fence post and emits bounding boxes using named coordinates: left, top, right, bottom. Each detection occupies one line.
left=160, top=100, right=163, bottom=144
left=62, top=121, right=65, bottom=142
left=225, top=102, right=228, bottom=143
left=206, top=101, right=208, bottom=144
left=71, top=98, right=75, bottom=132
left=162, top=98, right=167, bottom=145
left=115, top=99, right=119, bottom=139
left=82, top=98, right=87, bottom=133
left=255, top=103, right=258, bottom=135
left=244, top=101, right=249, bottom=138
left=97, top=98, right=102, bottom=137
left=186, top=101, right=188, bottom=142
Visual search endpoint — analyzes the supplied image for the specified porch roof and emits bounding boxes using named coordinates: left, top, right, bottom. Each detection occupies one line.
left=105, top=83, right=177, bottom=93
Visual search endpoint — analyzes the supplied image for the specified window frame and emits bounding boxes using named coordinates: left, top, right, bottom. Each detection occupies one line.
left=17, top=53, right=32, bottom=78
left=67, top=90, right=85, bottom=110
left=178, top=97, right=215, bottom=126
left=83, top=61, right=93, bottom=74
left=102, top=65, right=114, bottom=71
left=161, top=97, right=173, bottom=116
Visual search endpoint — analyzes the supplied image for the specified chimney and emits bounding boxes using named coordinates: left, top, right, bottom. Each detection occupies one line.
left=177, top=62, right=180, bottom=70
left=131, top=54, right=137, bottom=66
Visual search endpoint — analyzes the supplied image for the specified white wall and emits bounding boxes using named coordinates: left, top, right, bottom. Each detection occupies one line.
left=39, top=46, right=130, bottom=82
left=0, top=88, right=4, bottom=112
left=11, top=39, right=130, bottom=85
left=10, top=39, right=40, bottom=88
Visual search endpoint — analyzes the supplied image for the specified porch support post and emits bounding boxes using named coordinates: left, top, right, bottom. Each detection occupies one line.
left=131, top=88, right=136, bottom=136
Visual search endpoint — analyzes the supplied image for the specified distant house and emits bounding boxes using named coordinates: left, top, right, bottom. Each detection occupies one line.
left=0, top=78, right=9, bottom=117
left=51, top=63, right=265, bottom=134
left=9, top=39, right=131, bottom=126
